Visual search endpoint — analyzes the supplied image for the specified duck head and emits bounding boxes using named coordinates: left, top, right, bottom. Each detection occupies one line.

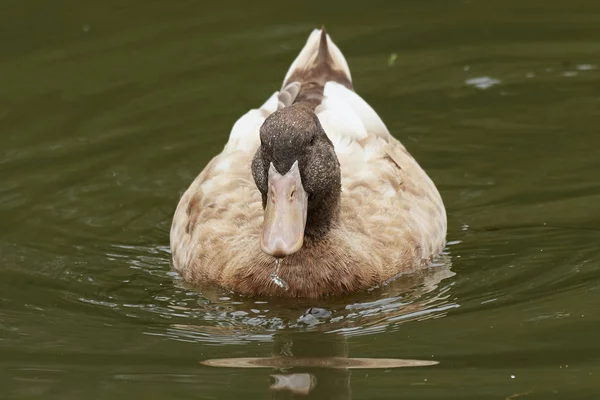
left=251, top=103, right=341, bottom=258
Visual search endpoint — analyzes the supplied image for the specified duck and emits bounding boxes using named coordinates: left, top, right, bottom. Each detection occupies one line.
left=170, top=28, right=447, bottom=298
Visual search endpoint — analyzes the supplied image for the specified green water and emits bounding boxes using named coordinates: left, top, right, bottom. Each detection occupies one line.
left=2, top=0, right=600, bottom=398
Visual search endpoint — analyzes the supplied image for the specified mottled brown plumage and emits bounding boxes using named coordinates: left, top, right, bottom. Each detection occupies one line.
left=170, top=28, right=447, bottom=298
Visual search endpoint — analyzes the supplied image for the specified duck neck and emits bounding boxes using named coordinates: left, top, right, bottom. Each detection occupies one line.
left=304, top=184, right=341, bottom=241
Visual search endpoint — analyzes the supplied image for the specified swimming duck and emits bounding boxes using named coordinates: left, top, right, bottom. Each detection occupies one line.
left=170, top=28, right=446, bottom=298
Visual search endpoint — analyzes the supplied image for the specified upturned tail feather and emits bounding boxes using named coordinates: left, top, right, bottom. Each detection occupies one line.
left=280, top=27, right=353, bottom=109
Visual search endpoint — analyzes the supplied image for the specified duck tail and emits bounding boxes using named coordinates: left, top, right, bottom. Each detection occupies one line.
left=279, top=27, right=353, bottom=109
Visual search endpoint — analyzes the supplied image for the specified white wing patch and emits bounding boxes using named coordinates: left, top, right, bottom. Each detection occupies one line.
left=225, top=91, right=279, bottom=152
left=316, top=82, right=390, bottom=145
left=317, top=95, right=368, bottom=141
left=318, top=82, right=390, bottom=141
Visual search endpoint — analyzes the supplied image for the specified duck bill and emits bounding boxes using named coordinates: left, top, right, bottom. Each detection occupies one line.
left=261, top=161, right=308, bottom=258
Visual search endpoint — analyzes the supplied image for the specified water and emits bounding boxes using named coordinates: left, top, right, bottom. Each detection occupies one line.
left=1, top=0, right=600, bottom=398
left=270, top=259, right=289, bottom=292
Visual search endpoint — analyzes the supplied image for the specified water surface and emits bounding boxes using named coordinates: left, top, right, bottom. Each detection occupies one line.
left=1, top=0, right=600, bottom=398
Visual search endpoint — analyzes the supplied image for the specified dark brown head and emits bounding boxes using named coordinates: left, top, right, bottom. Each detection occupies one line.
left=251, top=103, right=341, bottom=257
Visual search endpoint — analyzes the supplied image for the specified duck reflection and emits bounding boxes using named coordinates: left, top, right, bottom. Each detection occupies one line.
left=168, top=255, right=454, bottom=397
left=270, top=372, right=316, bottom=396
left=201, top=332, right=437, bottom=399
left=269, top=333, right=350, bottom=399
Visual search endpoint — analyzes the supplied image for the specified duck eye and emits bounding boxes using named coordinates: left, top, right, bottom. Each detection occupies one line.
left=309, top=135, right=316, bottom=146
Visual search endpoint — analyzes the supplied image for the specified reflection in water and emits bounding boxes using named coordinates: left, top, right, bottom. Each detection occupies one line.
left=201, top=356, right=438, bottom=369
left=270, top=373, right=316, bottom=396
left=146, top=252, right=456, bottom=398
left=170, top=254, right=455, bottom=397
left=201, top=332, right=437, bottom=399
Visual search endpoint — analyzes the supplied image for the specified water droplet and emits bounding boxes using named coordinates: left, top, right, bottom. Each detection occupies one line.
left=271, top=259, right=289, bottom=291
